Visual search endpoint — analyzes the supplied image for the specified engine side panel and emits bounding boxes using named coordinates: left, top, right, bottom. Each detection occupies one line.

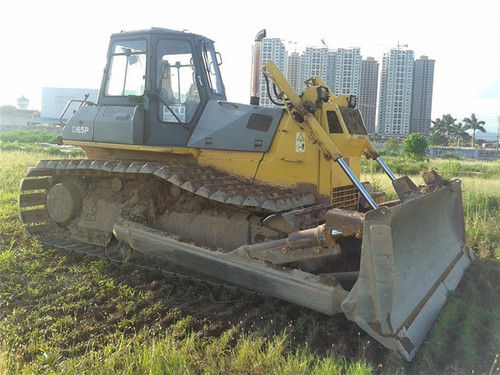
left=188, top=100, right=283, bottom=152
left=93, top=105, right=144, bottom=144
left=63, top=105, right=145, bottom=145
left=61, top=105, right=99, bottom=141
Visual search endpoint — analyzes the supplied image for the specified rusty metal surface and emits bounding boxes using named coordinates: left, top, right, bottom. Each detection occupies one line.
left=392, top=176, right=420, bottom=202
left=113, top=219, right=348, bottom=315
left=341, top=179, right=472, bottom=360
left=325, top=208, right=365, bottom=236
left=331, top=185, right=359, bottom=211
left=235, top=225, right=341, bottom=265
left=262, top=204, right=331, bottom=233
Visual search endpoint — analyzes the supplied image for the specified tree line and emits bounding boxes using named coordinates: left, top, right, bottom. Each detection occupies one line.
left=429, top=113, right=486, bottom=147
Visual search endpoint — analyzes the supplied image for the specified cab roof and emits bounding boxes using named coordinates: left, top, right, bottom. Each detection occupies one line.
left=110, top=28, right=214, bottom=43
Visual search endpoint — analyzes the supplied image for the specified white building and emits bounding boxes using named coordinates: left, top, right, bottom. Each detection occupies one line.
left=331, top=48, right=361, bottom=97
left=410, top=56, right=435, bottom=135
left=377, top=49, right=414, bottom=136
left=259, top=38, right=287, bottom=107
left=42, top=87, right=99, bottom=122
left=291, top=47, right=362, bottom=98
left=287, top=52, right=301, bottom=94
left=299, top=47, right=330, bottom=93
left=359, top=57, right=379, bottom=134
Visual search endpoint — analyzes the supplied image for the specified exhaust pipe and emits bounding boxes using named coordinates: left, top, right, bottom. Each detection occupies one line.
left=250, top=29, right=266, bottom=106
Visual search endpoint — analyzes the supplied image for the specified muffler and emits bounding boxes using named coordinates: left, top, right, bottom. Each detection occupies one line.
left=250, top=29, right=266, bottom=105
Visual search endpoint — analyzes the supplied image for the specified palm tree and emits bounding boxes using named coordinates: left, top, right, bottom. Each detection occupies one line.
left=463, top=113, right=486, bottom=147
left=450, top=122, right=469, bottom=146
left=431, top=114, right=456, bottom=143
left=430, top=118, right=445, bottom=136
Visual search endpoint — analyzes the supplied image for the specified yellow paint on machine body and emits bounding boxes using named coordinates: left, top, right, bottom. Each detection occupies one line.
left=65, top=96, right=371, bottom=203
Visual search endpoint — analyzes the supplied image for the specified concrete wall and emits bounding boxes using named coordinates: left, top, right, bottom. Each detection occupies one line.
left=426, top=147, right=499, bottom=161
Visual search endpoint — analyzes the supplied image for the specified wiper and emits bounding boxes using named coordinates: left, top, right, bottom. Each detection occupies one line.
left=146, top=90, right=181, bottom=123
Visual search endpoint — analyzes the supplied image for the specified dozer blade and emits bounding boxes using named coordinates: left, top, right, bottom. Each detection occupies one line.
left=342, top=179, right=472, bottom=360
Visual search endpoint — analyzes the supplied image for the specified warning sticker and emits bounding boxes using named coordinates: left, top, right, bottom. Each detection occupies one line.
left=295, top=132, right=305, bottom=153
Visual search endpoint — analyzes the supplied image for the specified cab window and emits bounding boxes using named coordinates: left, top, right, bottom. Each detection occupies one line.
left=157, top=40, right=200, bottom=124
left=106, top=40, right=147, bottom=96
left=201, top=41, right=224, bottom=95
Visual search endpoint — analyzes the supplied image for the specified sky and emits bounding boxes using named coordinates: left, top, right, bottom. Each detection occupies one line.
left=0, top=0, right=499, bottom=132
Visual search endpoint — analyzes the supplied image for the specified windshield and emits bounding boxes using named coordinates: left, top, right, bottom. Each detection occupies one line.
left=106, top=40, right=147, bottom=96
left=201, top=41, right=224, bottom=95
left=157, top=39, right=200, bottom=124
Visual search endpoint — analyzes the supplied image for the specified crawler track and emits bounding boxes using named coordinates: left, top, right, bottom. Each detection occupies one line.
left=19, top=159, right=323, bottom=283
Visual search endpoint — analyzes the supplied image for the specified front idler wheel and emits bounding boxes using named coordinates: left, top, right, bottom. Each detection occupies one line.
left=46, top=181, right=83, bottom=224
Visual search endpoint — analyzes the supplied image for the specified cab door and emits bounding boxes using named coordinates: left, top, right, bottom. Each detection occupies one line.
left=146, top=38, right=204, bottom=146
left=93, top=38, right=148, bottom=145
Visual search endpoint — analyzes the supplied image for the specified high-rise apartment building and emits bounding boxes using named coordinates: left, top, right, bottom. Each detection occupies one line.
left=325, top=51, right=336, bottom=92
left=256, top=39, right=433, bottom=135
left=299, top=47, right=330, bottom=93
left=359, top=57, right=379, bottom=134
left=296, top=47, right=362, bottom=97
left=332, top=48, right=361, bottom=97
left=410, top=56, right=435, bottom=135
left=259, top=38, right=287, bottom=107
left=287, top=52, right=301, bottom=94
left=377, top=49, right=414, bottom=136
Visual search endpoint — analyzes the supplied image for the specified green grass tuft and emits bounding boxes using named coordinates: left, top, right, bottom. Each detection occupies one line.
left=0, top=129, right=60, bottom=144
left=413, top=262, right=500, bottom=374
left=362, top=155, right=500, bottom=179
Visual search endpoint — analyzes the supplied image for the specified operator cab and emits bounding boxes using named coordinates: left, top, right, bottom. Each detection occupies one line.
left=98, top=28, right=225, bottom=146
left=63, top=28, right=283, bottom=152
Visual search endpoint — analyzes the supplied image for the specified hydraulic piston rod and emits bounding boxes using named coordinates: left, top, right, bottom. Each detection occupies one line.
left=376, top=156, right=397, bottom=181
left=337, top=157, right=379, bottom=210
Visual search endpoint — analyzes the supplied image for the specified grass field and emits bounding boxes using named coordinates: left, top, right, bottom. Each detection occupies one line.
left=362, top=156, right=500, bottom=259
left=0, top=130, right=60, bottom=144
left=0, top=149, right=499, bottom=374
left=0, top=130, right=84, bottom=158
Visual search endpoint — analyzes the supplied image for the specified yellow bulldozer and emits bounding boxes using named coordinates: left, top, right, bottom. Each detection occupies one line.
left=19, top=28, right=472, bottom=360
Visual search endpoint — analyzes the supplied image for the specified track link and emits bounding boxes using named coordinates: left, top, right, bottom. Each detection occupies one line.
left=18, top=158, right=321, bottom=290
left=24, top=159, right=316, bottom=211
